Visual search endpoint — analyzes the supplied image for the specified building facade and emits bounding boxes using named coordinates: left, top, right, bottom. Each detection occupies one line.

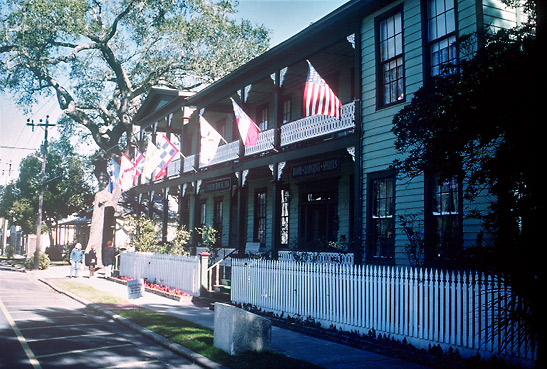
left=132, top=0, right=526, bottom=266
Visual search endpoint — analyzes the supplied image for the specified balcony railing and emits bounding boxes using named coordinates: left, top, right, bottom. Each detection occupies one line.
left=177, top=101, right=355, bottom=173
left=281, top=101, right=355, bottom=146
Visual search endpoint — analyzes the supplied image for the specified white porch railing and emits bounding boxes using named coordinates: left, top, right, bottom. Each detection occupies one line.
left=120, top=252, right=200, bottom=296
left=277, top=250, right=354, bottom=264
left=183, top=154, right=196, bottom=173
left=200, top=141, right=240, bottom=168
left=166, top=157, right=182, bottom=177
left=172, top=101, right=356, bottom=172
left=245, top=128, right=275, bottom=156
left=280, top=101, right=355, bottom=146
left=231, top=259, right=536, bottom=364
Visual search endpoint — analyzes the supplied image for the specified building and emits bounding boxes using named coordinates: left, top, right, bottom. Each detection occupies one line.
left=131, top=0, right=526, bottom=266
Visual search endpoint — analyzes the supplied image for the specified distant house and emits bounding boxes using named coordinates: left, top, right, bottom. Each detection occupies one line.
left=131, top=0, right=527, bottom=267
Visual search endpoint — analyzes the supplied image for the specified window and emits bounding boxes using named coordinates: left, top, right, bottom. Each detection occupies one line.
left=216, top=119, right=227, bottom=144
left=213, top=198, right=223, bottom=247
left=377, top=8, right=405, bottom=107
left=280, top=189, right=290, bottom=246
left=254, top=189, right=267, bottom=244
left=257, top=105, right=269, bottom=131
left=427, top=174, right=462, bottom=265
left=427, top=0, right=457, bottom=76
left=368, top=175, right=395, bottom=260
left=199, top=200, right=207, bottom=227
left=282, top=97, right=292, bottom=124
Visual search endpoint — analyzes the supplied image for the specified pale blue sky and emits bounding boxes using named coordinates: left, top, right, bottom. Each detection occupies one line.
left=0, top=0, right=348, bottom=183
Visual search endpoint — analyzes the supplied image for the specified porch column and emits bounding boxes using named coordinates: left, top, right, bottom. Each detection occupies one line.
left=270, top=71, right=283, bottom=258
left=236, top=171, right=248, bottom=256
left=147, top=191, right=154, bottom=218
left=352, top=24, right=364, bottom=265
left=162, top=188, right=168, bottom=243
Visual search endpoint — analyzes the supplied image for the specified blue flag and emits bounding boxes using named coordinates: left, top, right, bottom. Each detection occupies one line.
left=108, top=159, right=120, bottom=193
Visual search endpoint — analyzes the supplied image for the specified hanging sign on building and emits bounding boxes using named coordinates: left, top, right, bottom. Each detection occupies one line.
left=291, top=157, right=340, bottom=179
left=203, top=177, right=232, bottom=193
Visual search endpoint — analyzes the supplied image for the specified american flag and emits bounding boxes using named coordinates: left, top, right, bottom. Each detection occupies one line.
left=154, top=134, right=179, bottom=180
left=303, top=61, right=341, bottom=119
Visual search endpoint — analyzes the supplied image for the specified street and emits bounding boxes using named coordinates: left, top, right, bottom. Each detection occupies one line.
left=0, top=268, right=201, bottom=369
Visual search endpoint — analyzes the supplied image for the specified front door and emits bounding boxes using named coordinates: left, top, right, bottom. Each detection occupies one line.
left=300, top=185, right=337, bottom=250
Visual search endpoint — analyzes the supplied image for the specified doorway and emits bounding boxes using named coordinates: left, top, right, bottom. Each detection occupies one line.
left=299, top=183, right=337, bottom=250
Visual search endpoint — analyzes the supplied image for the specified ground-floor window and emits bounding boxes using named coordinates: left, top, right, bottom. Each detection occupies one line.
left=280, top=189, right=290, bottom=246
left=367, top=173, right=395, bottom=261
left=213, top=197, right=223, bottom=247
left=254, top=189, right=267, bottom=244
left=426, top=174, right=462, bottom=266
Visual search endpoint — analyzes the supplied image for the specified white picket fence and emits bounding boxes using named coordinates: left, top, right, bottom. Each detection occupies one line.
left=231, top=259, right=536, bottom=364
left=120, top=252, right=200, bottom=296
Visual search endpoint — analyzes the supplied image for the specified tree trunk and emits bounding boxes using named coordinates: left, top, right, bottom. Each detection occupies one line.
left=85, top=186, right=121, bottom=266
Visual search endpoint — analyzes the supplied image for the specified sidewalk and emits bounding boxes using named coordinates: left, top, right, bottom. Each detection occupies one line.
left=30, top=264, right=431, bottom=369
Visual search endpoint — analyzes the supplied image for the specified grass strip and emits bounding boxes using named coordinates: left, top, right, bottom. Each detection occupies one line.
left=116, top=309, right=323, bottom=369
left=49, top=279, right=128, bottom=304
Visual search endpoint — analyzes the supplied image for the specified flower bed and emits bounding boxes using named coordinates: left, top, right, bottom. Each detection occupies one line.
left=115, top=276, right=191, bottom=301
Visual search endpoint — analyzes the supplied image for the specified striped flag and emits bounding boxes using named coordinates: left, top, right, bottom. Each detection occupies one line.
left=231, top=98, right=260, bottom=146
left=133, top=149, right=144, bottom=185
left=154, top=134, right=180, bottom=180
left=119, top=153, right=136, bottom=192
left=303, top=61, right=341, bottom=119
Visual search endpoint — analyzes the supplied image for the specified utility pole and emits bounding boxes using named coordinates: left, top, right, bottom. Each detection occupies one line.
left=26, top=115, right=55, bottom=270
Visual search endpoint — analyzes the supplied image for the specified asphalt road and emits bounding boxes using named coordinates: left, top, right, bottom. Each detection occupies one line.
left=0, top=268, right=201, bottom=369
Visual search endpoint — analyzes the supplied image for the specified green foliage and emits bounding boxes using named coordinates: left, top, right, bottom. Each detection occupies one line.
left=398, top=213, right=425, bottom=267
left=170, top=225, right=192, bottom=255
left=5, top=245, right=15, bottom=258
left=25, top=252, right=50, bottom=270
left=124, top=215, right=160, bottom=252
left=0, top=138, right=93, bottom=235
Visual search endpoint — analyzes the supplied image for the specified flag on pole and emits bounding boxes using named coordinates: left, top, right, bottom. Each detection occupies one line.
left=133, top=149, right=145, bottom=185
left=142, top=140, right=162, bottom=181
left=154, top=134, right=180, bottom=180
left=303, top=61, right=341, bottom=119
left=107, top=159, right=120, bottom=193
left=231, top=98, right=260, bottom=146
left=119, top=153, right=136, bottom=192
left=199, top=116, right=224, bottom=165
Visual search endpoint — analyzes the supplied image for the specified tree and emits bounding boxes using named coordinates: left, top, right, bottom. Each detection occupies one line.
left=0, top=0, right=270, bottom=252
left=0, top=138, right=94, bottom=246
left=391, top=23, right=543, bottom=366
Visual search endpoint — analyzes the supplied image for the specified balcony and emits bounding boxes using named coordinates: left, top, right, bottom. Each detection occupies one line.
left=173, top=101, right=355, bottom=176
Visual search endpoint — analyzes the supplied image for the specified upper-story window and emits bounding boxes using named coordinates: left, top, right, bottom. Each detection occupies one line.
left=427, top=0, right=457, bottom=76
left=282, top=97, right=292, bottom=124
left=376, top=7, right=405, bottom=108
left=257, top=104, right=269, bottom=131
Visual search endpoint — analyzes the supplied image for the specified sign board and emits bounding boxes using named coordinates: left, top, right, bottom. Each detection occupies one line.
left=291, top=157, right=340, bottom=179
left=127, top=278, right=144, bottom=300
left=204, top=177, right=231, bottom=193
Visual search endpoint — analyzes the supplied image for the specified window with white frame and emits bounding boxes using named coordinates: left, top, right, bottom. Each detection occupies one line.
left=377, top=7, right=405, bottom=107
left=427, top=0, right=458, bottom=76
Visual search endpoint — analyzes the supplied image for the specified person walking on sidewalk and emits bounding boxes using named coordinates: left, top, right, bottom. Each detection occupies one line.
left=86, top=245, right=97, bottom=278
left=103, top=240, right=115, bottom=278
left=69, top=243, right=84, bottom=278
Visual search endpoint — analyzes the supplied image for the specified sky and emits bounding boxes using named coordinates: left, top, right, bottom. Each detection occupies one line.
left=0, top=0, right=348, bottom=185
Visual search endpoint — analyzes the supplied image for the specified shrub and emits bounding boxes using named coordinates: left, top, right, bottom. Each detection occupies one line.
left=25, top=252, right=51, bottom=270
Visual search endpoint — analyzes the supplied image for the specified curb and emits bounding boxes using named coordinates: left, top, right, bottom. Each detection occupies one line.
left=38, top=278, right=228, bottom=369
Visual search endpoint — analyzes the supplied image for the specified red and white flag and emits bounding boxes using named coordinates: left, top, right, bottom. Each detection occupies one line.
left=231, top=98, right=260, bottom=146
left=119, top=153, right=136, bottom=192
left=133, top=149, right=144, bottom=185
left=154, top=134, right=180, bottom=180
left=304, top=61, right=341, bottom=119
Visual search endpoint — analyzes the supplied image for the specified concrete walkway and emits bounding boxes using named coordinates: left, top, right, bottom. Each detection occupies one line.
left=27, top=264, right=432, bottom=369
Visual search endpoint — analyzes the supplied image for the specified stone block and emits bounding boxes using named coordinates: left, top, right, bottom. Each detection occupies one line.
left=213, top=303, right=272, bottom=355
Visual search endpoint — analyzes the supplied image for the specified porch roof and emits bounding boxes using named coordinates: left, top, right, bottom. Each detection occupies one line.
left=185, top=0, right=393, bottom=108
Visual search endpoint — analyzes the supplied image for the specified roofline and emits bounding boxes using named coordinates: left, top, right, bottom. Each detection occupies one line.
left=133, top=87, right=194, bottom=127
left=185, top=0, right=393, bottom=108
